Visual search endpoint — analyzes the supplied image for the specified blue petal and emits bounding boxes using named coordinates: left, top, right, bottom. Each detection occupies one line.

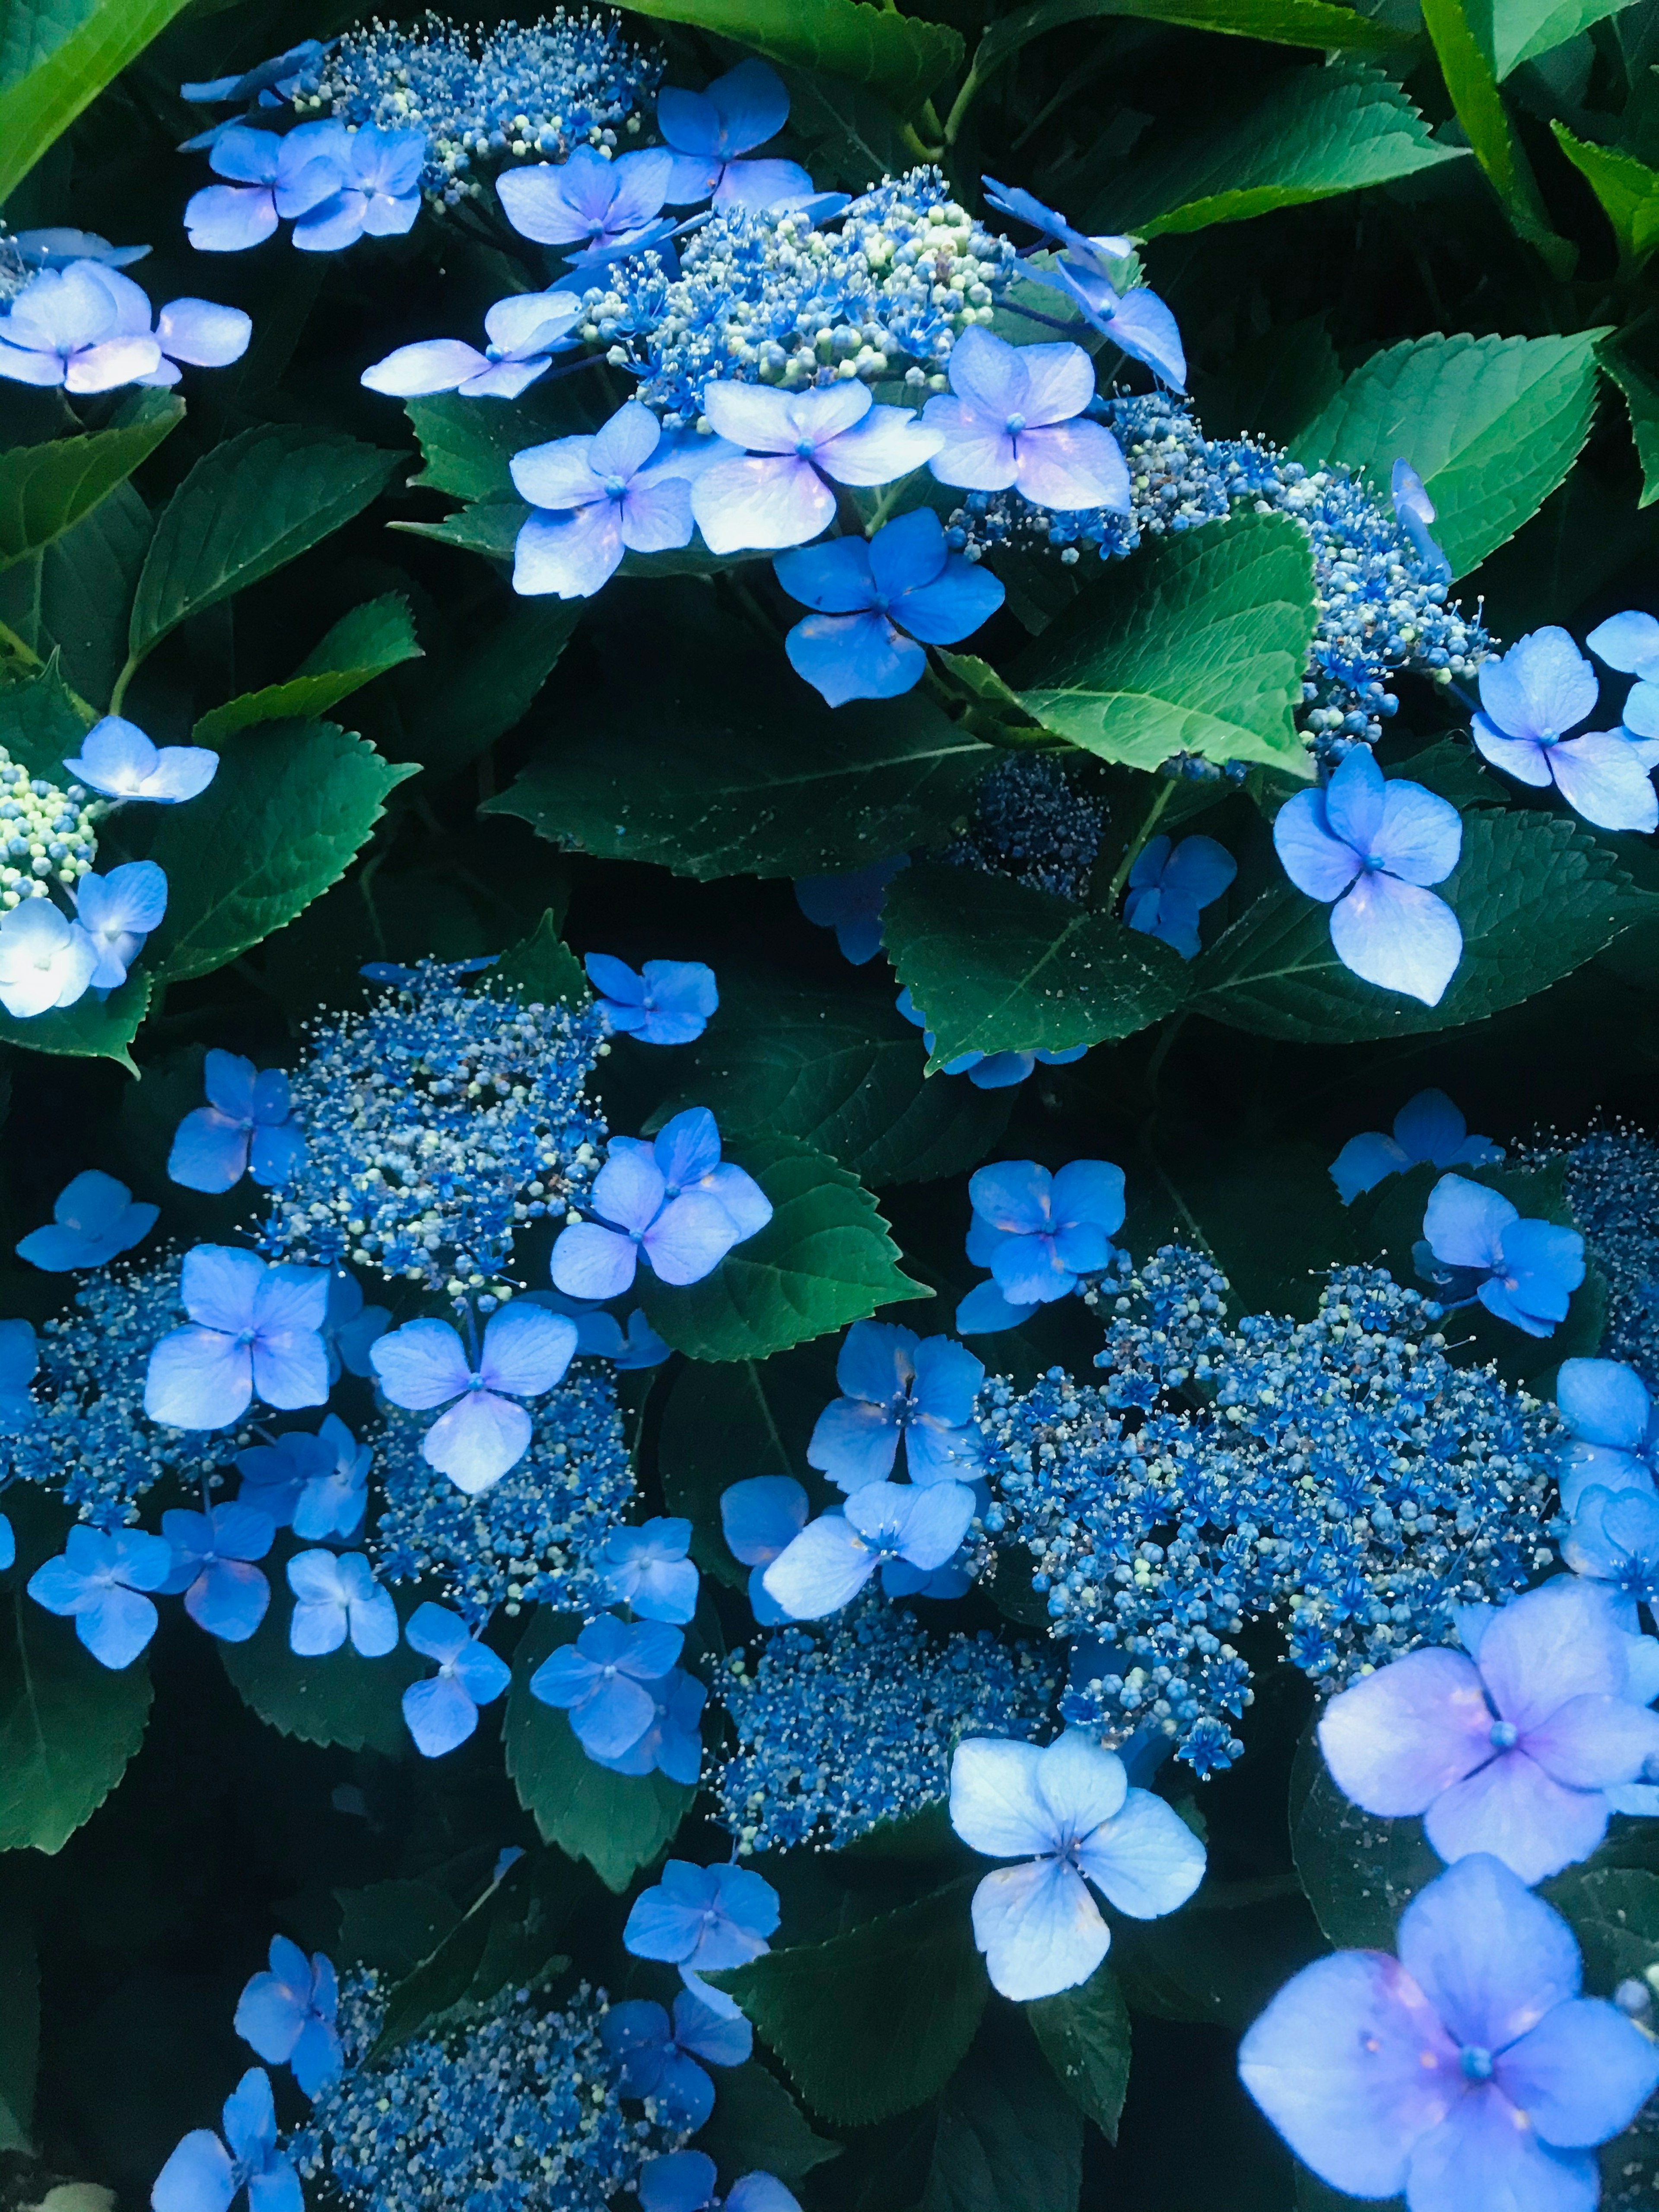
left=403, top=1673, right=480, bottom=1757
left=727, top=1478, right=814, bottom=1561
left=151, top=2129, right=236, bottom=2212
left=1329, top=1130, right=1409, bottom=1204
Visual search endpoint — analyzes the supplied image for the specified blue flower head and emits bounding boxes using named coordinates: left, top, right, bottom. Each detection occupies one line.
left=529, top=1611, right=684, bottom=1759
left=63, top=715, right=218, bottom=803
left=16, top=1169, right=157, bottom=1271
left=773, top=509, right=1005, bottom=707
left=640, top=2151, right=801, bottom=2212
left=0, top=264, right=165, bottom=392
left=286, top=1548, right=398, bottom=1657
left=1555, top=1357, right=1659, bottom=1514
left=623, top=1859, right=780, bottom=1972
left=980, top=175, right=1186, bottom=391
left=690, top=380, right=944, bottom=555
left=158, top=1502, right=274, bottom=1642
left=1329, top=1089, right=1502, bottom=1205
left=1123, top=833, right=1235, bottom=958
left=1562, top=1484, right=1659, bottom=1625
left=602, top=1516, right=700, bottom=1622
left=601, top=1987, right=752, bottom=2130
left=808, top=1320, right=983, bottom=1491
left=1419, top=1173, right=1585, bottom=1338
left=512, top=400, right=727, bottom=598
left=968, top=1158, right=1126, bottom=1305
left=235, top=1414, right=369, bottom=1538
left=896, top=985, right=1085, bottom=1090
left=234, top=1935, right=342, bottom=2098
left=186, top=120, right=421, bottom=252
left=1390, top=458, right=1450, bottom=583
left=658, top=58, right=810, bottom=210
left=761, top=1478, right=978, bottom=1618
left=591, top=1662, right=705, bottom=1784
left=1273, top=748, right=1463, bottom=1006
left=362, top=286, right=581, bottom=399
left=169, top=1049, right=307, bottom=1194
left=151, top=2066, right=304, bottom=2212
left=585, top=953, right=718, bottom=1044
left=497, top=143, right=676, bottom=263
left=401, top=1600, right=512, bottom=1756
left=28, top=1523, right=172, bottom=1669
left=0, top=901, right=95, bottom=1021
left=1588, top=607, right=1659, bottom=744
left=923, top=327, right=1129, bottom=511
left=550, top=1109, right=769, bottom=1299
left=369, top=1303, right=578, bottom=1493
left=145, top=1246, right=331, bottom=1430
left=1473, top=626, right=1657, bottom=832
left=794, top=855, right=909, bottom=964
left=74, top=861, right=167, bottom=989
left=720, top=1476, right=808, bottom=1624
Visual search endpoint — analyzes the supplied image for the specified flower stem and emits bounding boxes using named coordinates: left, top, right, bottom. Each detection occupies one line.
left=1105, top=780, right=1176, bottom=907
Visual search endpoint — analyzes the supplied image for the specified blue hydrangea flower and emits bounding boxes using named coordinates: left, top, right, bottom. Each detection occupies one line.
left=362, top=287, right=581, bottom=399
left=151, top=2066, right=303, bottom=2212
left=1562, top=1485, right=1659, bottom=1625
left=233, top=1936, right=342, bottom=2098
left=1419, top=1173, right=1585, bottom=1338
left=1318, top=1577, right=1659, bottom=1885
left=1239, top=1853, right=1659, bottom=2212
left=794, top=855, right=909, bottom=963
left=690, top=380, right=944, bottom=555
left=658, top=59, right=811, bottom=210
left=968, top=1158, right=1126, bottom=1304
left=761, top=1478, right=978, bottom=1618
left=401, top=1600, right=512, bottom=1756
left=720, top=1476, right=808, bottom=1625
left=1273, top=748, right=1463, bottom=1006
left=184, top=121, right=355, bottom=252
left=601, top=1988, right=752, bottom=2130
left=322, top=1269, right=389, bottom=1381
left=0, top=900, right=95, bottom=1020
left=0, top=1319, right=36, bottom=1428
left=1122, top=834, right=1235, bottom=958
left=158, top=1502, right=274, bottom=1642
left=1329, top=1089, right=1502, bottom=1205
left=896, top=985, right=1085, bottom=1090
left=1390, top=458, right=1450, bottom=583
left=1588, top=607, right=1659, bottom=743
left=13, top=229, right=151, bottom=271
left=585, top=952, right=718, bottom=1043
left=773, top=509, right=1005, bottom=706
left=923, top=327, right=1128, bottom=511
left=59, top=263, right=251, bottom=388
left=16, top=1169, right=156, bottom=1271
left=808, top=1321, right=983, bottom=1490
left=0, top=263, right=164, bottom=391
left=63, top=715, right=218, bottom=803
left=145, top=1246, right=331, bottom=1430
left=602, top=1516, right=699, bottom=1622
left=235, top=1415, right=369, bottom=1536
left=180, top=41, right=325, bottom=108
left=286, top=1548, right=398, bottom=1657
left=950, top=1730, right=1206, bottom=2000
left=551, top=1111, right=768, bottom=1298
left=623, top=1859, right=779, bottom=1971
left=27, top=1523, right=172, bottom=1668
left=73, top=861, right=167, bottom=990
left=1556, top=1357, right=1659, bottom=1514
left=288, top=122, right=424, bottom=249
left=369, top=1303, right=578, bottom=1494
left=168, top=1049, right=307, bottom=1194
left=1473, top=626, right=1657, bottom=832
left=530, top=1612, right=684, bottom=1758
left=497, top=144, right=675, bottom=263
left=591, top=1663, right=705, bottom=1784
left=981, top=175, right=1185, bottom=392
left=531, top=1291, right=673, bottom=1367
left=641, top=2151, right=800, bottom=2212
left=512, top=400, right=730, bottom=597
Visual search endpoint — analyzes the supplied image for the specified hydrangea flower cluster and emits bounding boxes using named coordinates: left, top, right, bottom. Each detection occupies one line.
left=944, top=754, right=1105, bottom=901
left=258, top=962, right=607, bottom=1294
left=0, top=753, right=98, bottom=909
left=976, top=1259, right=1559, bottom=1770
left=712, top=1595, right=1060, bottom=1852
left=1538, top=1125, right=1659, bottom=1387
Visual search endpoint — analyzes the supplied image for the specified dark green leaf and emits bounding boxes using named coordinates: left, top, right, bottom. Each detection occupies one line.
left=488, top=909, right=589, bottom=1008
left=0, top=969, right=150, bottom=1073
left=637, top=1136, right=928, bottom=1361
left=0, top=392, right=181, bottom=571
left=966, top=0, right=1409, bottom=97
left=391, top=600, right=578, bottom=778
left=0, top=479, right=152, bottom=708
left=1541, top=1867, right=1659, bottom=1992
left=1414, top=0, right=1574, bottom=270
left=218, top=1569, right=423, bottom=1756
left=1600, top=330, right=1659, bottom=505
left=503, top=1611, right=692, bottom=1891
left=335, top=1880, right=463, bottom=1979
left=193, top=594, right=423, bottom=743
left=1026, top=1960, right=1133, bottom=2143
left=126, top=427, right=402, bottom=672
left=365, top=1855, right=532, bottom=2063
left=0, top=0, right=198, bottom=199
left=146, top=721, right=416, bottom=982
left=618, top=0, right=962, bottom=107
left=1290, top=1723, right=1440, bottom=1948
left=396, top=500, right=526, bottom=563
left=667, top=978, right=1013, bottom=1185
left=708, top=1879, right=989, bottom=2126
left=1110, top=1879, right=1328, bottom=2026
left=1296, top=329, right=1606, bottom=576
left=1195, top=808, right=1649, bottom=1042
left=0, top=658, right=87, bottom=778
left=1104, top=64, right=1461, bottom=237
left=922, top=2024, right=1084, bottom=2212
left=776, top=66, right=912, bottom=191
left=700, top=2062, right=845, bottom=2186
left=884, top=864, right=1189, bottom=1065
left=1494, top=0, right=1642, bottom=73
left=1191, top=316, right=1343, bottom=445
left=0, top=1492, right=151, bottom=1853
left=1011, top=512, right=1319, bottom=775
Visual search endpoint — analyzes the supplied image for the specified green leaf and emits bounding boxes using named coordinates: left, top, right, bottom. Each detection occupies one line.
left=488, top=909, right=589, bottom=1008
left=0, top=0, right=198, bottom=200
left=1542, top=1867, right=1659, bottom=1991
left=658, top=1339, right=843, bottom=1585
left=193, top=594, right=423, bottom=743
left=0, top=1910, right=38, bottom=2150
left=391, top=600, right=579, bottom=779
left=637, top=1135, right=927, bottom=1361
left=503, top=1612, right=693, bottom=1891
left=1105, top=64, right=1462, bottom=237
left=125, top=426, right=403, bottom=674
left=1554, top=126, right=1659, bottom=275
left=0, top=968, right=150, bottom=1072
left=396, top=500, right=526, bottom=563
left=1494, top=0, right=1642, bottom=73
left=1599, top=328, right=1659, bottom=505
left=1194, top=806, right=1649, bottom=1043
left=965, top=0, right=1409, bottom=99
left=0, top=478, right=152, bottom=708
left=699, top=2063, right=845, bottom=2187
left=708, top=1879, right=989, bottom=2126
left=486, top=626, right=991, bottom=879
left=0, top=1493, right=152, bottom=1854
left=1415, top=0, right=1575, bottom=271
left=922, top=2024, right=1084, bottom=2212
left=1010, top=512, right=1319, bottom=775
left=1109, top=1878, right=1328, bottom=2026
left=1297, top=329, right=1611, bottom=575
left=775, top=66, right=912, bottom=193
left=883, top=864, right=1189, bottom=1065
left=616, top=0, right=962, bottom=108
left=1026, top=1961, right=1133, bottom=2143
left=146, top=721, right=416, bottom=982
left=218, top=1571, right=424, bottom=1756
left=364, top=1854, right=546, bottom=2063
left=335, top=1880, right=462, bottom=1978
left=1290, top=1723, right=1440, bottom=1948
left=0, top=393, right=181, bottom=572
left=667, top=978, right=1013, bottom=1185
left=0, top=658, right=87, bottom=778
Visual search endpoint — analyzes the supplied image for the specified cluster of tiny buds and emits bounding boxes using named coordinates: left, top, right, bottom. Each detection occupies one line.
left=0, top=758, right=98, bottom=906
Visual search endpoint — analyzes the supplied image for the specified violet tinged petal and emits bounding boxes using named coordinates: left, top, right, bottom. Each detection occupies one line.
left=1495, top=1997, right=1659, bottom=2146
left=1479, top=1579, right=1628, bottom=1730
left=971, top=1857, right=1109, bottom=2002
left=1075, top=1787, right=1208, bottom=1918
left=1316, top=1646, right=1494, bottom=1815
left=1423, top=1751, right=1611, bottom=1884
left=421, top=1390, right=533, bottom=1493
left=1273, top=791, right=1363, bottom=902
left=1547, top=732, right=1659, bottom=834
left=1397, top=1850, right=1583, bottom=2049
left=1405, top=2085, right=1598, bottom=2212
left=1522, top=1692, right=1659, bottom=1788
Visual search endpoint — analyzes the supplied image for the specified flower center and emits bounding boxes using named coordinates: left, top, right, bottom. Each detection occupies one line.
left=466, top=1372, right=487, bottom=1392
left=604, top=474, right=628, bottom=498
left=1460, top=2045, right=1494, bottom=2082
left=1004, top=412, right=1026, bottom=435
left=235, top=1327, right=257, bottom=1348
left=793, top=437, right=817, bottom=459
left=1489, top=1719, right=1518, bottom=1750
